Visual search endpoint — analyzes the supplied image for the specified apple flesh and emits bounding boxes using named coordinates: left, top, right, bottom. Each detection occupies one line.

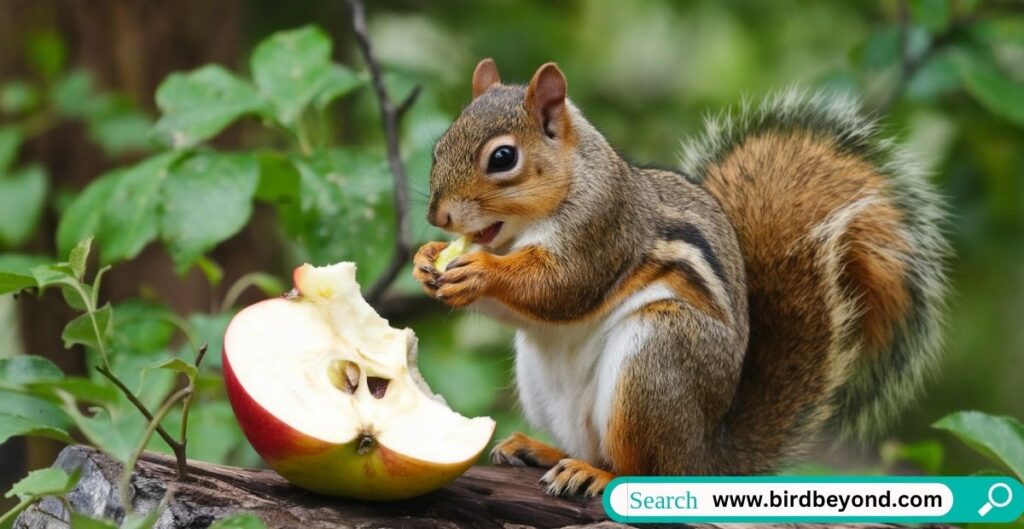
left=223, top=262, right=495, bottom=500
left=434, top=236, right=468, bottom=270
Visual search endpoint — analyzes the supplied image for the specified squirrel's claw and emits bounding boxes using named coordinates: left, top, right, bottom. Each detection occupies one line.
left=412, top=242, right=448, bottom=297
left=490, top=432, right=566, bottom=468
left=435, top=252, right=492, bottom=307
left=540, top=458, right=615, bottom=498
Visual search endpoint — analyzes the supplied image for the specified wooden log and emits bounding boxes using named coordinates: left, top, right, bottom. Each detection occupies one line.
left=14, top=446, right=955, bottom=529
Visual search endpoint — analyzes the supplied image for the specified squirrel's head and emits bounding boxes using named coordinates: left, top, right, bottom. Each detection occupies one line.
left=428, top=58, right=576, bottom=250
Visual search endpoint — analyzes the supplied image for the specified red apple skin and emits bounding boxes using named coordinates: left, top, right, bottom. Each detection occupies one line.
left=222, top=298, right=493, bottom=500
left=223, top=342, right=334, bottom=462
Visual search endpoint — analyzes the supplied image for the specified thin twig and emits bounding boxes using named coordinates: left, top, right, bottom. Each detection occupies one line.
left=346, top=0, right=420, bottom=306
left=95, top=365, right=180, bottom=451
left=118, top=386, right=192, bottom=515
left=177, top=343, right=209, bottom=472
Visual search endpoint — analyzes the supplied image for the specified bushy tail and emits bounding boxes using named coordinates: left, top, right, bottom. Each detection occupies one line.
left=682, top=90, right=948, bottom=471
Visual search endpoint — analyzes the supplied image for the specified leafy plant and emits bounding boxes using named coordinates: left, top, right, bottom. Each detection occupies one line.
left=0, top=31, right=152, bottom=252
left=934, top=411, right=1024, bottom=481
left=0, top=1, right=433, bottom=525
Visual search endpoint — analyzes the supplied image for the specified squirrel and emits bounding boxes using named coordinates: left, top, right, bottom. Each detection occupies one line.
left=412, top=58, right=947, bottom=498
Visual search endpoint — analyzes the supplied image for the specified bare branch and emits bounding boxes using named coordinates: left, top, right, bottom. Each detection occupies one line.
left=346, top=0, right=422, bottom=306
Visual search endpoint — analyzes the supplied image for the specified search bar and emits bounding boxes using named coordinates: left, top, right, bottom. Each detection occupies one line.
left=603, top=476, right=1024, bottom=523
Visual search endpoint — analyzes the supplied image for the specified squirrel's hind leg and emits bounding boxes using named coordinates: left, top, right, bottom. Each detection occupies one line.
left=490, top=432, right=567, bottom=468
left=540, top=458, right=615, bottom=498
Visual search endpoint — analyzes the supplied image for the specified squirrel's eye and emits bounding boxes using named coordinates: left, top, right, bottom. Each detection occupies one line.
left=486, top=145, right=518, bottom=173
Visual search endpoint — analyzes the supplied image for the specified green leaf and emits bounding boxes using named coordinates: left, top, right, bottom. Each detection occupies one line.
left=0, top=356, right=64, bottom=384
left=88, top=111, right=153, bottom=156
left=314, top=64, right=364, bottom=110
left=956, top=51, right=1024, bottom=127
left=57, top=168, right=123, bottom=258
left=159, top=152, right=259, bottom=269
left=934, top=411, right=1024, bottom=480
left=0, top=126, right=20, bottom=171
left=109, top=300, right=176, bottom=354
left=119, top=509, right=162, bottom=529
left=284, top=149, right=394, bottom=285
left=0, top=254, right=48, bottom=295
left=881, top=439, right=944, bottom=474
left=0, top=412, right=72, bottom=444
left=209, top=514, right=267, bottom=529
left=910, top=0, right=950, bottom=33
left=0, top=165, right=48, bottom=248
left=97, top=151, right=184, bottom=264
left=154, top=358, right=198, bottom=383
left=255, top=152, right=300, bottom=204
left=0, top=389, right=70, bottom=436
left=6, top=468, right=79, bottom=501
left=71, top=514, right=117, bottom=529
left=62, top=302, right=113, bottom=350
left=52, top=70, right=94, bottom=119
left=68, top=236, right=93, bottom=280
left=184, top=312, right=233, bottom=370
left=1, top=81, right=39, bottom=115
left=33, top=378, right=121, bottom=407
left=26, top=31, right=66, bottom=79
left=906, top=50, right=961, bottom=100
left=61, top=283, right=91, bottom=311
left=153, top=65, right=266, bottom=149
left=195, top=256, right=224, bottom=287
left=251, top=26, right=336, bottom=125
left=30, top=263, right=74, bottom=290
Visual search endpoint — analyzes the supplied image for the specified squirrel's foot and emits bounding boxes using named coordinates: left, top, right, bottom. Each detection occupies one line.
left=490, top=432, right=566, bottom=468
left=540, top=458, right=615, bottom=498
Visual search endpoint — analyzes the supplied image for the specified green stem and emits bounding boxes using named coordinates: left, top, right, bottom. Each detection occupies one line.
left=90, top=265, right=112, bottom=309
left=0, top=498, right=33, bottom=527
left=296, top=119, right=314, bottom=155
left=67, top=280, right=111, bottom=370
left=220, top=272, right=270, bottom=312
left=178, top=344, right=208, bottom=448
left=118, top=386, right=192, bottom=514
left=158, top=313, right=201, bottom=357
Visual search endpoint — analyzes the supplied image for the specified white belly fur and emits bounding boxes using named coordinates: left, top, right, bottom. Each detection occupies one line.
left=514, top=283, right=676, bottom=463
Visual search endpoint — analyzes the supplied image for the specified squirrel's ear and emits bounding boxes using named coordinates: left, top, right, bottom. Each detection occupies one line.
left=472, top=58, right=501, bottom=99
left=526, top=62, right=568, bottom=139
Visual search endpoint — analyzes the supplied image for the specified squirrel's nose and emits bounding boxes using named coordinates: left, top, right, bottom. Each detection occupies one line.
left=429, top=204, right=452, bottom=229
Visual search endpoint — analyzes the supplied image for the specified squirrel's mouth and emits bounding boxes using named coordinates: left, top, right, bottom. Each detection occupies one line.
left=471, top=222, right=503, bottom=245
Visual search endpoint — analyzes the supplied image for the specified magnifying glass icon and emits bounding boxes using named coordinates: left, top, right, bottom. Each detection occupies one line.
left=978, top=483, right=1013, bottom=517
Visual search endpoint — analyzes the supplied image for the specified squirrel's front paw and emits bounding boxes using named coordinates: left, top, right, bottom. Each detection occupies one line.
left=412, top=242, right=448, bottom=297
left=540, top=458, right=615, bottom=498
left=490, top=432, right=567, bottom=468
left=436, top=252, right=492, bottom=307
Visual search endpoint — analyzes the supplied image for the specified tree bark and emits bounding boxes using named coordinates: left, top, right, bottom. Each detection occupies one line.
left=14, top=446, right=957, bottom=529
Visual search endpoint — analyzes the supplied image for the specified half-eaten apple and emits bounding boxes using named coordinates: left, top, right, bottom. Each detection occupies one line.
left=223, top=262, right=495, bottom=500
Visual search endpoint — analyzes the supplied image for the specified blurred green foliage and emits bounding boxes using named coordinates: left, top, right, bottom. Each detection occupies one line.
left=0, top=4, right=1022, bottom=524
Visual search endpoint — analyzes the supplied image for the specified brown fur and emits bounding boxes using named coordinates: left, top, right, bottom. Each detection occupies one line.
left=699, top=131, right=913, bottom=469
left=843, top=207, right=911, bottom=352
